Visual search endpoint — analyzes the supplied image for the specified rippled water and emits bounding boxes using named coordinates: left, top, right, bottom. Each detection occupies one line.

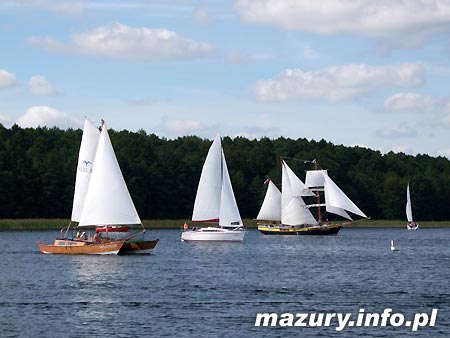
left=0, top=228, right=449, bottom=337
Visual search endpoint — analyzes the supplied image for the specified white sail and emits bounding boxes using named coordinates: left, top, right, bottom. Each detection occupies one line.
left=406, top=183, right=413, bottom=222
left=192, top=134, right=222, bottom=222
left=256, top=180, right=281, bottom=221
left=305, top=169, right=328, bottom=188
left=284, top=161, right=316, bottom=197
left=78, top=123, right=141, bottom=227
left=281, top=162, right=318, bottom=226
left=323, top=174, right=367, bottom=219
left=71, top=118, right=100, bottom=222
left=219, top=150, right=243, bottom=227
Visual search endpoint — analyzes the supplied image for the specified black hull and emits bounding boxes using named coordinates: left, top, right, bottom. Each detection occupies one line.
left=258, top=224, right=342, bottom=236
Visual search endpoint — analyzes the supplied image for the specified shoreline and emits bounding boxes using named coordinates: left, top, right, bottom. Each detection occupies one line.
left=1, top=219, right=450, bottom=230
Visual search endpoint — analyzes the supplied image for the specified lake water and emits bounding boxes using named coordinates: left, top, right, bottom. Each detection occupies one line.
left=0, top=228, right=449, bottom=337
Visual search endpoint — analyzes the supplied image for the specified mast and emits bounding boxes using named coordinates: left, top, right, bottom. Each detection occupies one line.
left=304, top=159, right=323, bottom=223
left=313, top=161, right=322, bottom=223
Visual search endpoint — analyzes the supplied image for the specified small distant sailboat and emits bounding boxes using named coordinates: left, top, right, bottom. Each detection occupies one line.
left=181, top=134, right=245, bottom=242
left=391, top=240, right=398, bottom=251
left=257, top=159, right=368, bottom=235
left=406, top=183, right=419, bottom=230
left=38, top=119, right=159, bottom=254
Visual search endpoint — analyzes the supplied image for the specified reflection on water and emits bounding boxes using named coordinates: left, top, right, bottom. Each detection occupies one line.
left=0, top=228, right=449, bottom=337
left=68, top=256, right=124, bottom=324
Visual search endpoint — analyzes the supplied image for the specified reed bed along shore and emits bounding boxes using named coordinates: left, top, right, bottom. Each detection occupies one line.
left=0, top=219, right=450, bottom=231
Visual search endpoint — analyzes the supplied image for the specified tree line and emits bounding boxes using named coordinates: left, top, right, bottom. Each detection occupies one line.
left=1, top=123, right=449, bottom=221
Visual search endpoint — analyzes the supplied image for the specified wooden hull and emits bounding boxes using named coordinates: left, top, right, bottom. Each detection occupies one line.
left=119, top=239, right=159, bottom=254
left=38, top=239, right=125, bottom=255
left=258, top=224, right=342, bottom=236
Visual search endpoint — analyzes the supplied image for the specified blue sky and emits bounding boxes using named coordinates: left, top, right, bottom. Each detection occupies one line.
left=1, top=0, right=450, bottom=157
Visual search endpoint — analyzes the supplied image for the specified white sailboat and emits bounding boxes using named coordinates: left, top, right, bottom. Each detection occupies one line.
left=406, top=183, right=419, bottom=230
left=181, top=134, right=245, bottom=242
left=257, top=159, right=368, bottom=235
left=39, top=119, right=158, bottom=254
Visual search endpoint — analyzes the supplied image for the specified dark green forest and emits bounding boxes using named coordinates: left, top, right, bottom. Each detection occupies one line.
left=1, top=123, right=449, bottom=221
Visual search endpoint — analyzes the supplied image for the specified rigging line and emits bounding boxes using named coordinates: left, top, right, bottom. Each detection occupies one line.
left=281, top=157, right=324, bottom=170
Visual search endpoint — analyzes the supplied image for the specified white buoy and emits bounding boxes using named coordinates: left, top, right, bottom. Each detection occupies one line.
left=390, top=240, right=397, bottom=251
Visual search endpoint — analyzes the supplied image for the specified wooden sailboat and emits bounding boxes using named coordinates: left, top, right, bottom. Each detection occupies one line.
left=257, top=159, right=368, bottom=235
left=38, top=119, right=158, bottom=254
left=406, top=183, right=419, bottom=230
left=181, top=134, right=245, bottom=242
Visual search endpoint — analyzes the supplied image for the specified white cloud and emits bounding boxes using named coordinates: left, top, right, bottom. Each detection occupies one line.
left=16, top=106, right=82, bottom=129
left=233, top=125, right=281, bottom=139
left=436, top=148, right=450, bottom=158
left=163, top=119, right=208, bottom=134
left=253, top=63, right=425, bottom=102
left=0, top=69, right=17, bottom=89
left=193, top=7, right=212, bottom=27
left=441, top=114, right=450, bottom=128
left=383, top=92, right=438, bottom=113
left=28, top=22, right=214, bottom=61
left=29, top=75, right=61, bottom=96
left=6, top=0, right=84, bottom=15
left=0, top=113, right=12, bottom=126
left=391, top=145, right=412, bottom=154
left=376, top=125, right=416, bottom=139
left=235, top=0, right=450, bottom=48
left=27, top=36, right=66, bottom=53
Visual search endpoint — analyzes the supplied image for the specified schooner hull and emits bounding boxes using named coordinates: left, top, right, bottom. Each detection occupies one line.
left=119, top=239, right=159, bottom=254
left=181, top=228, right=245, bottom=242
left=38, top=239, right=125, bottom=255
left=258, top=224, right=342, bottom=236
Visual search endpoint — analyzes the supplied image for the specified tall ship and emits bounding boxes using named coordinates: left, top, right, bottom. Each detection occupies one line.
left=257, top=159, right=368, bottom=235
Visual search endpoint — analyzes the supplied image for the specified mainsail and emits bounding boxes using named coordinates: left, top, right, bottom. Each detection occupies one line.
left=78, top=122, right=141, bottom=227
left=406, top=183, right=413, bottom=222
left=71, top=119, right=100, bottom=222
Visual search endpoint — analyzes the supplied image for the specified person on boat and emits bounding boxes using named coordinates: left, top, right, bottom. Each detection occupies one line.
left=93, top=231, right=102, bottom=243
left=183, top=222, right=189, bottom=231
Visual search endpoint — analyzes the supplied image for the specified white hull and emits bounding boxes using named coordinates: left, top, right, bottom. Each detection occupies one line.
left=181, top=227, right=245, bottom=242
left=406, top=224, right=419, bottom=230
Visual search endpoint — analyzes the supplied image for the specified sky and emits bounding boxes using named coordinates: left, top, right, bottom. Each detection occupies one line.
left=1, top=0, right=450, bottom=158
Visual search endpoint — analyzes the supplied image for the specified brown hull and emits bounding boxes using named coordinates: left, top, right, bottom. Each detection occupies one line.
left=119, top=239, right=159, bottom=254
left=38, top=239, right=125, bottom=255
left=258, top=223, right=342, bottom=235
